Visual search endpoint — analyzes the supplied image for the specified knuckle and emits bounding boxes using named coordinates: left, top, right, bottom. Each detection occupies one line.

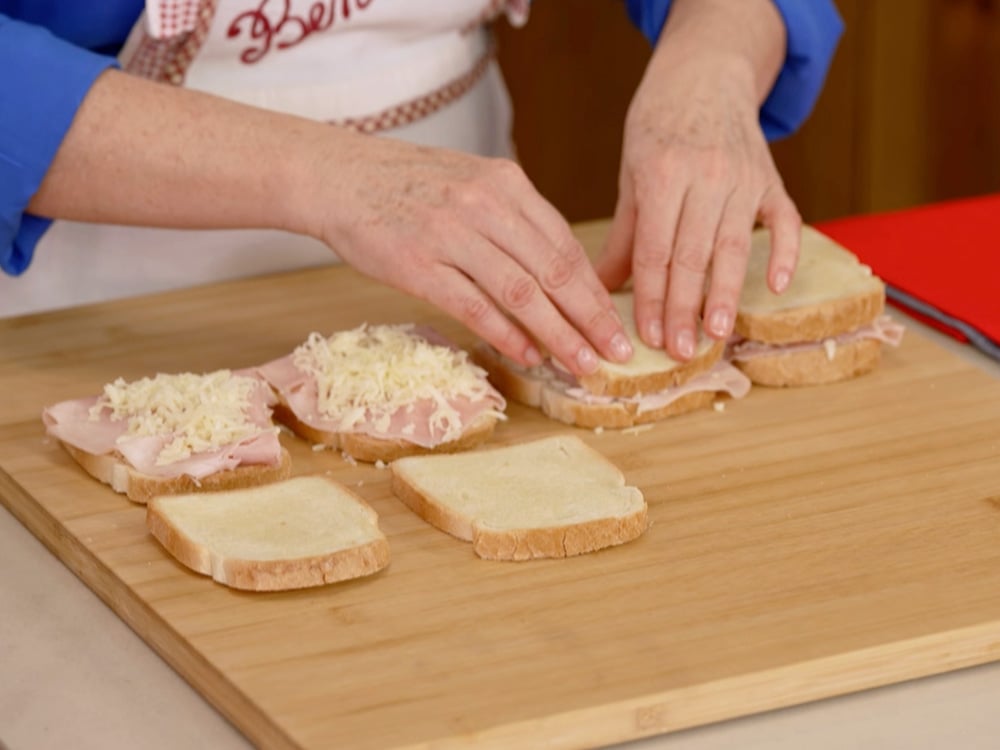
left=489, top=157, right=526, bottom=183
left=672, top=242, right=709, bottom=274
left=501, top=274, right=538, bottom=311
left=458, top=293, right=492, bottom=327
left=542, top=251, right=582, bottom=291
left=633, top=248, right=670, bottom=274
left=587, top=304, right=622, bottom=342
left=714, top=232, right=750, bottom=262
left=703, top=149, right=732, bottom=182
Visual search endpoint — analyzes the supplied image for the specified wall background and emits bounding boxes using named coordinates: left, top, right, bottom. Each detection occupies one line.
left=496, top=0, right=1000, bottom=224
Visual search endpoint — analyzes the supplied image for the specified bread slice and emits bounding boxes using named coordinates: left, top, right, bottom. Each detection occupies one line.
left=258, top=325, right=506, bottom=463
left=62, top=443, right=292, bottom=505
left=474, top=343, right=721, bottom=429
left=390, top=435, right=648, bottom=561
left=733, top=338, right=883, bottom=387
left=271, top=404, right=501, bottom=464
left=146, top=475, right=390, bottom=591
left=736, top=225, right=885, bottom=344
left=578, top=292, right=724, bottom=397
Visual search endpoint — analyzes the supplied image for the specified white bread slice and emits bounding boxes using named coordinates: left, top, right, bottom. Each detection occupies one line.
left=736, top=226, right=885, bottom=344
left=146, top=475, right=390, bottom=591
left=62, top=442, right=292, bottom=505
left=578, top=292, right=724, bottom=397
left=733, top=338, right=882, bottom=387
left=272, top=404, right=500, bottom=464
left=474, top=343, right=716, bottom=429
left=259, top=325, right=505, bottom=463
left=390, top=435, right=648, bottom=561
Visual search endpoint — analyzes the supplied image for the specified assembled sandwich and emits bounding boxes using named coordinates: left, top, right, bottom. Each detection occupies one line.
left=475, top=292, right=751, bottom=429
left=729, top=226, right=905, bottom=386
left=258, top=323, right=506, bottom=462
left=43, top=370, right=290, bottom=504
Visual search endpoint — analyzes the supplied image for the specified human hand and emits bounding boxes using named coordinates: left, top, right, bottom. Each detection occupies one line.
left=304, top=133, right=632, bottom=377
left=594, top=7, right=801, bottom=361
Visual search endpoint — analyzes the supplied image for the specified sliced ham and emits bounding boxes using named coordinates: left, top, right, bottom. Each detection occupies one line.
left=42, top=374, right=282, bottom=480
left=561, top=359, right=751, bottom=413
left=729, top=315, right=906, bottom=362
left=258, top=351, right=505, bottom=449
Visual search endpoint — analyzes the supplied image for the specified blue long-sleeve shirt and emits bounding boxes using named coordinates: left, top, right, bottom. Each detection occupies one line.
left=0, top=0, right=843, bottom=276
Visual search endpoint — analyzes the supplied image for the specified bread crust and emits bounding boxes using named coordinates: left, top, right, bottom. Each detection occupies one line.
left=735, top=288, right=885, bottom=344
left=577, top=339, right=725, bottom=398
left=272, top=404, right=499, bottom=463
left=734, top=338, right=883, bottom=387
left=390, top=455, right=649, bottom=562
left=146, top=477, right=391, bottom=591
left=61, top=442, right=292, bottom=505
left=475, top=343, right=715, bottom=429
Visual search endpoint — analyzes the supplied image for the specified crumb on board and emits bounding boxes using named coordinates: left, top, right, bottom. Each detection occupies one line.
left=375, top=460, right=387, bottom=470
left=341, top=452, right=357, bottom=466
left=621, top=424, right=654, bottom=436
left=593, top=426, right=605, bottom=435
left=713, top=401, right=726, bottom=413
left=356, top=480, right=365, bottom=487
left=311, top=443, right=327, bottom=452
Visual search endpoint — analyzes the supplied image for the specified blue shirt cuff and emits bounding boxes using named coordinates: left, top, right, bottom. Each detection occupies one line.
left=623, top=0, right=843, bottom=142
left=762, top=0, right=843, bottom=141
left=0, top=15, right=118, bottom=276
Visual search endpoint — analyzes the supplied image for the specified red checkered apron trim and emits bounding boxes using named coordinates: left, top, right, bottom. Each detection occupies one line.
left=462, top=0, right=530, bottom=33
left=331, top=41, right=494, bottom=134
left=123, top=0, right=514, bottom=131
left=124, top=0, right=218, bottom=84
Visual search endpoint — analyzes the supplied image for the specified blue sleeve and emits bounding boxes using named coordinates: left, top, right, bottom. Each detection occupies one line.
left=0, top=15, right=118, bottom=276
left=623, top=0, right=844, bottom=141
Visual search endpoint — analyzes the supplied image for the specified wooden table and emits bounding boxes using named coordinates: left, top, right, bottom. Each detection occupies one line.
left=2, top=223, right=999, bottom=749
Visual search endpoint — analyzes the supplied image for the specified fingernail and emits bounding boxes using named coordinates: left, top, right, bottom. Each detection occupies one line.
left=576, top=346, right=599, bottom=374
left=610, top=332, right=633, bottom=362
left=676, top=330, right=695, bottom=359
left=524, top=346, right=542, bottom=366
left=646, top=320, right=664, bottom=348
left=708, top=309, right=733, bottom=338
left=774, top=268, right=791, bottom=292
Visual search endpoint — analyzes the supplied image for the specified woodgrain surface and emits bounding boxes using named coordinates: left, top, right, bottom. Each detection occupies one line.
left=2, top=223, right=999, bottom=750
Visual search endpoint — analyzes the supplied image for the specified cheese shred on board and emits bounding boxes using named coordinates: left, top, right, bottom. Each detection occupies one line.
left=89, top=371, right=262, bottom=465
left=292, top=325, right=501, bottom=441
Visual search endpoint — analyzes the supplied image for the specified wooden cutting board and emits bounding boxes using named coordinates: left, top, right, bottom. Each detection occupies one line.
left=2, top=223, right=999, bottom=750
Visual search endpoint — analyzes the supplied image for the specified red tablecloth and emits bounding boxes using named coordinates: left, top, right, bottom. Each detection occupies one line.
left=815, top=194, right=1000, bottom=355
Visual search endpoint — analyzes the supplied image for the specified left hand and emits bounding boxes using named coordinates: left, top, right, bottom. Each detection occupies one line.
left=594, top=16, right=801, bottom=361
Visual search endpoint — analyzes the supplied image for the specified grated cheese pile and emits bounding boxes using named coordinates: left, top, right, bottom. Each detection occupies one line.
left=293, top=324, right=499, bottom=442
left=89, top=370, right=263, bottom=465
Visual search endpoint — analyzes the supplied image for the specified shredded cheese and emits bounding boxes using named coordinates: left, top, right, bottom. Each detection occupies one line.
left=292, top=324, right=500, bottom=442
left=89, top=370, right=263, bottom=466
left=822, top=338, right=837, bottom=361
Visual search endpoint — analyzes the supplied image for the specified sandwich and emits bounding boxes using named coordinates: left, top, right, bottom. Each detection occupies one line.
left=257, top=323, right=507, bottom=463
left=475, top=292, right=751, bottom=429
left=390, top=434, right=648, bottom=561
left=728, top=226, right=906, bottom=386
left=42, top=369, right=291, bottom=504
left=146, top=475, right=391, bottom=591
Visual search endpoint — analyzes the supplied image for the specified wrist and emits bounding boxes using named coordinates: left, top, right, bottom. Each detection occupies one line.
left=654, top=0, right=786, bottom=105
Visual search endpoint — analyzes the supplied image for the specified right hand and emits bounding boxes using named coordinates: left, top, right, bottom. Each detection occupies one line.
left=302, top=132, right=633, bottom=377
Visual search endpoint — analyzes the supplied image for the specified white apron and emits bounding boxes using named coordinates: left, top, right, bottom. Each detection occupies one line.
left=1, top=0, right=529, bottom=317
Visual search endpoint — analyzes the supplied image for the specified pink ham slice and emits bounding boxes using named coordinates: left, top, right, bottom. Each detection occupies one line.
left=42, top=375, right=282, bottom=479
left=560, top=359, right=752, bottom=412
left=729, top=315, right=906, bottom=362
left=257, top=351, right=505, bottom=449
